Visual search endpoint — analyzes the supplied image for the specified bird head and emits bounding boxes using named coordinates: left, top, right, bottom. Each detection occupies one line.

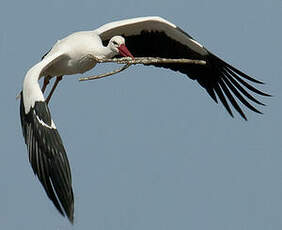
left=108, top=36, right=134, bottom=59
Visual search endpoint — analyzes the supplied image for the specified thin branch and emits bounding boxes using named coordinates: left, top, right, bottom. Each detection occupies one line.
left=94, top=57, right=206, bottom=65
left=79, top=63, right=132, bottom=81
left=79, top=57, right=206, bottom=82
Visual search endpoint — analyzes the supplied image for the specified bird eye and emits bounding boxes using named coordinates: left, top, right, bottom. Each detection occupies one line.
left=112, top=41, right=118, bottom=46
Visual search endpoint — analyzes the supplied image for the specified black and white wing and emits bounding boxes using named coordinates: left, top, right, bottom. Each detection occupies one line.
left=95, top=16, right=270, bottom=119
left=20, top=52, right=74, bottom=223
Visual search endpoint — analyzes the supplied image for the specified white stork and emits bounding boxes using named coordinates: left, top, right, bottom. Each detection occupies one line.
left=20, top=16, right=269, bottom=223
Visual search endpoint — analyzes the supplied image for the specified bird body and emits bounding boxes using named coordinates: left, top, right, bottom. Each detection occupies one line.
left=42, top=31, right=110, bottom=76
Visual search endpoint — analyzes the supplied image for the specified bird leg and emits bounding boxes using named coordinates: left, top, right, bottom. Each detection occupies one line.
left=45, top=76, right=63, bottom=104
left=41, top=76, right=51, bottom=93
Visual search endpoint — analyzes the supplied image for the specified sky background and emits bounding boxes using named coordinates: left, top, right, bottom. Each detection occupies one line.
left=1, top=0, right=282, bottom=229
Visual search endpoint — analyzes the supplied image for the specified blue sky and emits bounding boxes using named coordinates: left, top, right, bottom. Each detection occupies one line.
left=1, top=0, right=282, bottom=229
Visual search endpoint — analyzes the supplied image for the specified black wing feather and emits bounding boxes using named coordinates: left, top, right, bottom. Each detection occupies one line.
left=20, top=93, right=74, bottom=223
left=213, top=82, right=233, bottom=117
left=104, top=29, right=270, bottom=119
left=221, top=69, right=265, bottom=106
left=218, top=77, right=247, bottom=120
left=221, top=75, right=262, bottom=114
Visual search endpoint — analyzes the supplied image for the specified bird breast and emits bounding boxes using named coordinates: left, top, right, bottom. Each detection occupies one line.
left=44, top=31, right=101, bottom=76
left=45, top=54, right=97, bottom=76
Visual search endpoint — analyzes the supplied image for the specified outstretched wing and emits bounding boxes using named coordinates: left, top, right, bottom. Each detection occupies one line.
left=96, top=16, right=270, bottom=119
left=20, top=52, right=74, bottom=223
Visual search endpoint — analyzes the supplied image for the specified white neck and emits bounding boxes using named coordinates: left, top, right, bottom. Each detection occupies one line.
left=94, top=45, right=116, bottom=59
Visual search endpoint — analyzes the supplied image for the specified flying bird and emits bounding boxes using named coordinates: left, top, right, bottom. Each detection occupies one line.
left=19, top=16, right=269, bottom=222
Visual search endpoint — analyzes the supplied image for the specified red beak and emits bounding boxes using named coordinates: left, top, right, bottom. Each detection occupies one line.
left=118, top=44, right=134, bottom=59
